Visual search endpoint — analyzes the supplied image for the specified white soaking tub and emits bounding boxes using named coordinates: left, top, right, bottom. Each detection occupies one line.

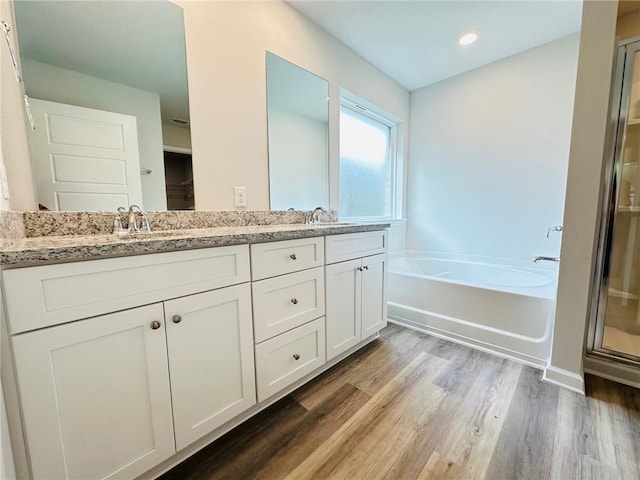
left=387, top=256, right=557, bottom=367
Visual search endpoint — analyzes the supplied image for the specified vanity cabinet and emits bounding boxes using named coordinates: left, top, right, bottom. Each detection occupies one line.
left=325, top=231, right=388, bottom=361
left=4, top=245, right=255, bottom=480
left=12, top=304, right=176, bottom=480
left=2, top=229, right=388, bottom=479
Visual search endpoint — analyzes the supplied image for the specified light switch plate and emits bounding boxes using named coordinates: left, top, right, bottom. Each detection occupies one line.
left=234, top=186, right=247, bottom=207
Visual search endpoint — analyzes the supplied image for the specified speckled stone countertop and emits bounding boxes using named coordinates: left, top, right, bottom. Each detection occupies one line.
left=0, top=222, right=390, bottom=268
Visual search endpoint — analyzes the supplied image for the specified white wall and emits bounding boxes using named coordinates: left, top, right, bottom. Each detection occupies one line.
left=269, top=107, right=328, bottom=210
left=22, top=59, right=167, bottom=211
left=178, top=0, right=409, bottom=211
left=407, top=34, right=579, bottom=262
left=545, top=0, right=618, bottom=393
left=0, top=0, right=35, bottom=211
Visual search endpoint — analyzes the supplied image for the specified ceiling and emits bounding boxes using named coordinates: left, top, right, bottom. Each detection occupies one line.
left=288, top=0, right=583, bottom=91
left=14, top=1, right=189, bottom=125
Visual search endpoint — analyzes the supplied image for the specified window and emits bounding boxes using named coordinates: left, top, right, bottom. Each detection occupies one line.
left=339, top=98, right=399, bottom=219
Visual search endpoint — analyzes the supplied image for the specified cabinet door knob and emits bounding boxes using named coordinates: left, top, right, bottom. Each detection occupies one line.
left=293, top=353, right=300, bottom=360
left=172, top=314, right=182, bottom=324
left=291, top=298, right=299, bottom=305
left=357, top=267, right=363, bottom=272
left=363, top=265, right=369, bottom=270
left=290, top=253, right=297, bottom=260
left=150, top=320, right=161, bottom=330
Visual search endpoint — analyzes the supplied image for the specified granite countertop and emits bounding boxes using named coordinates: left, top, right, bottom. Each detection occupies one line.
left=0, top=222, right=390, bottom=268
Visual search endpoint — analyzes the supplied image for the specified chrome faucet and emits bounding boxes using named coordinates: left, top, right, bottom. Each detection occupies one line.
left=532, top=256, right=560, bottom=263
left=308, top=206, right=326, bottom=225
left=113, top=207, right=128, bottom=235
left=127, top=205, right=152, bottom=234
left=546, top=225, right=563, bottom=238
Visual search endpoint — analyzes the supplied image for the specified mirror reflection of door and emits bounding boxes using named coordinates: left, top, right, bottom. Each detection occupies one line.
left=14, top=0, right=191, bottom=212
left=28, top=99, right=143, bottom=211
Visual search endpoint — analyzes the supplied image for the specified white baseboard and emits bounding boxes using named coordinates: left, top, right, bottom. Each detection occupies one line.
left=388, top=317, right=547, bottom=370
left=584, top=356, right=640, bottom=389
left=542, top=364, right=585, bottom=394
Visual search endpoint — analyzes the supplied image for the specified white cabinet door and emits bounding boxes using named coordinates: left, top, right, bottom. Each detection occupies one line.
left=28, top=98, right=143, bottom=211
left=12, top=304, right=175, bottom=480
left=165, top=284, right=256, bottom=450
left=361, top=253, right=388, bottom=338
left=325, top=258, right=362, bottom=361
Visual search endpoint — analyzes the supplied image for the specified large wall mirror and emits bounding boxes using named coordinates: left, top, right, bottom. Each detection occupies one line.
left=266, top=52, right=329, bottom=211
left=14, top=0, right=192, bottom=212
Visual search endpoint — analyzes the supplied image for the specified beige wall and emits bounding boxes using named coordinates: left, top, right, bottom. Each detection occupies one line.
left=177, top=0, right=409, bottom=211
left=162, top=123, right=192, bottom=150
left=617, top=8, right=640, bottom=40
left=0, top=0, right=35, bottom=211
left=545, top=0, right=619, bottom=393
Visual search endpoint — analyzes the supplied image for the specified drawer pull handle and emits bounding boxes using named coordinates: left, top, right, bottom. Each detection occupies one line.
left=150, top=320, right=161, bottom=330
left=172, top=314, right=182, bottom=324
left=290, top=253, right=297, bottom=260
left=293, top=353, right=301, bottom=360
left=291, top=298, right=299, bottom=305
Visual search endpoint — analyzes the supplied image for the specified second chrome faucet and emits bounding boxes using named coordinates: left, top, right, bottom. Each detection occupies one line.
left=113, top=205, right=152, bottom=235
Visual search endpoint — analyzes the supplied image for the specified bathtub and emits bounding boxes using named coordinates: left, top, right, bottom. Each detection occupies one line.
left=387, top=256, right=557, bottom=367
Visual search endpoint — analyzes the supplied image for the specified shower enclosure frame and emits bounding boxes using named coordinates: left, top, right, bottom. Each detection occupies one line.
left=588, top=36, right=640, bottom=366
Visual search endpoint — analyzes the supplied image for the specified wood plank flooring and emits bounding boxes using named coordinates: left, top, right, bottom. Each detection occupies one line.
left=160, top=324, right=639, bottom=480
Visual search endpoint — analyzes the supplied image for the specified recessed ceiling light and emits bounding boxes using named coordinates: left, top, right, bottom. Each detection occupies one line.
left=458, top=31, right=479, bottom=46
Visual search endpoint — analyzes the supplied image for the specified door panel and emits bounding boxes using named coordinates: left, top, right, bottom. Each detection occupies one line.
left=28, top=98, right=143, bottom=211
left=600, top=49, right=640, bottom=361
left=12, top=304, right=174, bottom=479
left=325, top=258, right=361, bottom=360
left=165, top=284, right=256, bottom=450
left=361, top=253, right=388, bottom=338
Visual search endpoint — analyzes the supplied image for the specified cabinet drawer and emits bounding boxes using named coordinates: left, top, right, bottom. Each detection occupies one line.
left=252, top=267, right=325, bottom=343
left=3, top=245, right=250, bottom=334
left=325, top=230, right=388, bottom=264
left=251, top=237, right=324, bottom=280
left=255, top=317, right=326, bottom=402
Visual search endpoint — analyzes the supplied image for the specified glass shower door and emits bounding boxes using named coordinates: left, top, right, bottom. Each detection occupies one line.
left=592, top=43, right=640, bottom=363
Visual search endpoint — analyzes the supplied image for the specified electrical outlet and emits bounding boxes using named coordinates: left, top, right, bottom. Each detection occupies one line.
left=234, top=186, right=247, bottom=207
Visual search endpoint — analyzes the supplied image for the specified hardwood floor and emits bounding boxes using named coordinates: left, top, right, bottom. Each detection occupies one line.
left=160, top=324, right=640, bottom=480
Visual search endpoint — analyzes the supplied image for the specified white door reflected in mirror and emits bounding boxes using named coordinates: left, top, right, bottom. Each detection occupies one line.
left=28, top=99, right=143, bottom=212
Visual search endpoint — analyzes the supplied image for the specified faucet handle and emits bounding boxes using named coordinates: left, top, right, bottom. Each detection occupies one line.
left=127, top=205, right=141, bottom=233
left=139, top=210, right=152, bottom=233
left=546, top=225, right=563, bottom=238
left=113, top=207, right=128, bottom=235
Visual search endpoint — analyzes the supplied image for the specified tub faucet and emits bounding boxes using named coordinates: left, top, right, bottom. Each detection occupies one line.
left=308, top=206, right=326, bottom=225
left=532, top=256, right=560, bottom=263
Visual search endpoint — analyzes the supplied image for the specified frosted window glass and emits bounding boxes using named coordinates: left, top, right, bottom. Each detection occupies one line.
left=340, top=107, right=393, bottom=218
